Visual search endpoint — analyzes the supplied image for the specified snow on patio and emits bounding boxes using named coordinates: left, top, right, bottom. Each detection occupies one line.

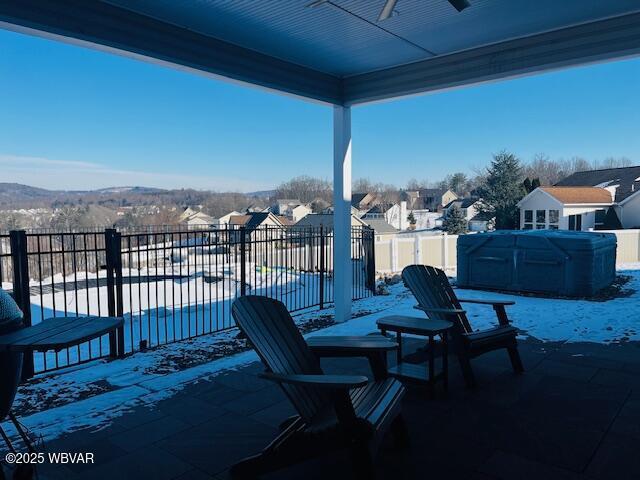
left=3, top=264, right=639, bottom=445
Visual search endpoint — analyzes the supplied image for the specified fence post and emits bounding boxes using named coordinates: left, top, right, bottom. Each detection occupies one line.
left=240, top=227, right=247, bottom=296
left=319, top=226, right=325, bottom=309
left=442, top=232, right=449, bottom=271
left=10, top=230, right=34, bottom=379
left=105, top=229, right=125, bottom=358
left=366, top=228, right=376, bottom=294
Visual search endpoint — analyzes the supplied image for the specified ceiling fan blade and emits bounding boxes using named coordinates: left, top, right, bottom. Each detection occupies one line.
left=448, top=0, right=470, bottom=12
left=378, top=0, right=398, bottom=21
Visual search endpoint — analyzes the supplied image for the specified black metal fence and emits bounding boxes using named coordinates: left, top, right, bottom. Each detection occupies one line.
left=1, top=226, right=375, bottom=375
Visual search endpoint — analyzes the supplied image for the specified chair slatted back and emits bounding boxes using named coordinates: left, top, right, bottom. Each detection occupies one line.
left=402, top=265, right=473, bottom=334
left=232, top=295, right=331, bottom=423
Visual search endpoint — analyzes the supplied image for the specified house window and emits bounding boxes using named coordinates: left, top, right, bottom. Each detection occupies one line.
left=536, top=210, right=546, bottom=229
left=595, top=209, right=606, bottom=229
left=523, top=210, right=533, bottom=230
left=568, top=214, right=582, bottom=231
left=549, top=210, right=559, bottom=230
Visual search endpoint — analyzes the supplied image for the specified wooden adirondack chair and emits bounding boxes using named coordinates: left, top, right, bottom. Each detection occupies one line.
left=231, top=295, right=408, bottom=479
left=402, top=265, right=523, bottom=388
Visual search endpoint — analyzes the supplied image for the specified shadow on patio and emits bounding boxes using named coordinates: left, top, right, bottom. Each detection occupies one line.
left=33, top=335, right=640, bottom=480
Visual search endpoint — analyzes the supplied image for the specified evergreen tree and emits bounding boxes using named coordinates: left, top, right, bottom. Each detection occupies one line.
left=407, top=211, right=416, bottom=226
left=442, top=204, right=467, bottom=234
left=477, top=151, right=526, bottom=230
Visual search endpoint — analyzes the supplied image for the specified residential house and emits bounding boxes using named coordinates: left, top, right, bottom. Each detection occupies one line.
left=213, top=211, right=241, bottom=227
left=270, top=199, right=311, bottom=222
left=401, top=188, right=458, bottom=212
left=517, top=187, right=617, bottom=231
left=228, top=212, right=286, bottom=241
left=185, top=212, right=215, bottom=230
left=361, top=201, right=408, bottom=230
left=178, top=208, right=215, bottom=230
left=351, top=192, right=379, bottom=214
left=517, top=166, right=640, bottom=230
left=552, top=165, right=640, bottom=229
left=178, top=207, right=199, bottom=222
left=294, top=213, right=368, bottom=232
left=443, top=197, right=491, bottom=231
left=362, top=218, right=398, bottom=234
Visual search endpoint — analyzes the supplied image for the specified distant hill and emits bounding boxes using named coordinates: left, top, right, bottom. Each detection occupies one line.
left=0, top=183, right=271, bottom=216
left=247, top=189, right=275, bottom=199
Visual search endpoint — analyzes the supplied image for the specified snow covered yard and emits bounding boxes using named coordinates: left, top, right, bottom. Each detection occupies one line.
left=3, top=264, right=639, bottom=445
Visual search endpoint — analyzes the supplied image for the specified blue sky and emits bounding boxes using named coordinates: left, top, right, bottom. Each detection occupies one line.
left=1, top=28, right=639, bottom=192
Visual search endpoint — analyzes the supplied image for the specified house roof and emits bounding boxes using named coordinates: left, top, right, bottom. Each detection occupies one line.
left=294, top=213, right=367, bottom=229
left=362, top=218, right=398, bottom=234
left=444, top=197, right=479, bottom=209
left=419, top=188, right=447, bottom=197
left=554, top=166, right=640, bottom=202
left=351, top=193, right=376, bottom=207
left=229, top=212, right=284, bottom=229
left=364, top=203, right=395, bottom=215
left=274, top=199, right=301, bottom=205
left=539, top=187, right=613, bottom=204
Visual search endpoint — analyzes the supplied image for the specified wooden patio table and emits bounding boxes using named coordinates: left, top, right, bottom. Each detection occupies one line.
left=0, top=315, right=124, bottom=353
left=0, top=315, right=124, bottom=454
left=376, top=315, right=452, bottom=396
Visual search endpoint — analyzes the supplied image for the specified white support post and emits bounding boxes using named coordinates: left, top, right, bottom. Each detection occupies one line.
left=333, top=105, right=352, bottom=322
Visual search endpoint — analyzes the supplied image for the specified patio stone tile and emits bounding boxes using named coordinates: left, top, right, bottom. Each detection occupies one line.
left=193, top=381, right=247, bottom=405
left=79, top=445, right=192, bottom=480
left=211, top=371, right=272, bottom=392
left=35, top=463, right=79, bottom=480
left=585, top=433, right=640, bottom=480
left=249, top=400, right=296, bottom=428
left=531, top=359, right=598, bottom=382
left=609, top=398, right=640, bottom=440
left=153, top=394, right=229, bottom=425
left=479, top=450, right=581, bottom=480
left=44, top=421, right=128, bottom=451
left=220, top=385, right=286, bottom=416
left=510, top=375, right=629, bottom=431
left=173, top=468, right=214, bottom=479
left=112, top=404, right=167, bottom=430
left=60, top=437, right=128, bottom=473
left=156, top=411, right=277, bottom=476
left=467, top=370, right=546, bottom=408
left=546, top=349, right=625, bottom=371
left=109, top=415, right=191, bottom=452
left=432, top=396, right=603, bottom=473
left=495, top=415, right=603, bottom=473
left=590, top=368, right=640, bottom=390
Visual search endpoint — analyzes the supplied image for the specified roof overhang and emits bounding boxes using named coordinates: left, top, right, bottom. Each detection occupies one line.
left=2, top=0, right=640, bottom=106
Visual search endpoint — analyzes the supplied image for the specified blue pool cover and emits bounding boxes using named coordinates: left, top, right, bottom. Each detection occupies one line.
left=457, top=230, right=617, bottom=297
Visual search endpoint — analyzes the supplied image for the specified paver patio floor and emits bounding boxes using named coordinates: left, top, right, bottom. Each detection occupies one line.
left=36, top=337, right=640, bottom=479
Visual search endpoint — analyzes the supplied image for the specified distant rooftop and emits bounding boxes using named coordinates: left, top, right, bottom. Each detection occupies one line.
left=540, top=186, right=614, bottom=204
left=554, top=165, right=640, bottom=202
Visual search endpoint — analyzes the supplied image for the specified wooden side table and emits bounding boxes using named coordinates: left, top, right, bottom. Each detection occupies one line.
left=376, top=315, right=452, bottom=396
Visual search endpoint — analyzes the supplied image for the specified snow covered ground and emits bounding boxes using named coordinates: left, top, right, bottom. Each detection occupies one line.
left=3, top=264, right=639, bottom=445
left=25, top=259, right=369, bottom=372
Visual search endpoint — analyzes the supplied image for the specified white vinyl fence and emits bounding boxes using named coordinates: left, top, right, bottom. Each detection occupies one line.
left=375, top=229, right=640, bottom=274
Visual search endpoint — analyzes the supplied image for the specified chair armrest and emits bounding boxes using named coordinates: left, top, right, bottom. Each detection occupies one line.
left=457, top=298, right=515, bottom=306
left=307, top=335, right=398, bottom=356
left=413, top=305, right=466, bottom=316
left=259, top=372, right=368, bottom=389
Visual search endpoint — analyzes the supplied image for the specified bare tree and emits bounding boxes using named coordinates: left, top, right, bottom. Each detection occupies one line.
left=274, top=176, right=332, bottom=204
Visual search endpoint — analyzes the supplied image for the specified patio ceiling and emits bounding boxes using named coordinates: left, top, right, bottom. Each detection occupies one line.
left=2, top=0, right=640, bottom=105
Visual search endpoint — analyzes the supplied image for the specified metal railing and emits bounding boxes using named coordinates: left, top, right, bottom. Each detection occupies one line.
left=2, top=226, right=375, bottom=375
